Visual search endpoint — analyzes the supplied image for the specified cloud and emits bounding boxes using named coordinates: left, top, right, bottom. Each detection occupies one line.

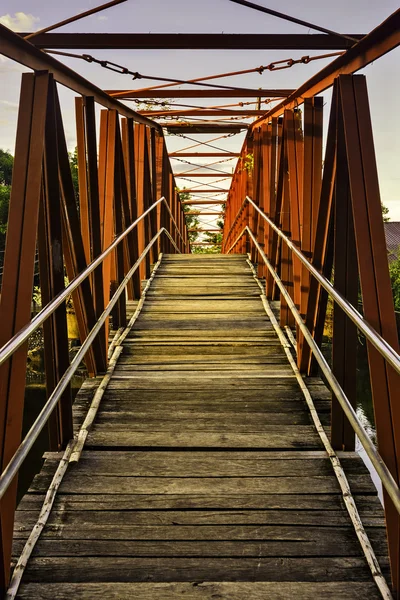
left=0, top=12, right=40, bottom=32
left=98, top=15, right=108, bottom=21
left=1, top=100, right=19, bottom=111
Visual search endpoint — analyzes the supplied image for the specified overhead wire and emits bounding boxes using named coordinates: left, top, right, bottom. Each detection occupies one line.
left=170, top=134, right=241, bottom=154
left=45, top=50, right=268, bottom=93
left=177, top=178, right=231, bottom=190
left=172, top=157, right=236, bottom=175
left=117, top=52, right=343, bottom=95
left=170, top=133, right=240, bottom=153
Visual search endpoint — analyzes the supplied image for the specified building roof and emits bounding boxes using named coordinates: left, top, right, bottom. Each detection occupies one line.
left=384, top=222, right=400, bottom=262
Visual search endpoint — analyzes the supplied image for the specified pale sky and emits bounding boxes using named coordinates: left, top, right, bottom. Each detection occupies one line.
left=0, top=0, right=399, bottom=224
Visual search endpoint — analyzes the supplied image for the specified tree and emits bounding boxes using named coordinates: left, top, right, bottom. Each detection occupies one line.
left=203, top=219, right=224, bottom=246
left=178, top=188, right=200, bottom=243
left=381, top=202, right=390, bottom=222
left=389, top=249, right=400, bottom=312
left=0, top=149, right=13, bottom=186
left=0, top=151, right=13, bottom=273
left=68, top=147, right=79, bottom=201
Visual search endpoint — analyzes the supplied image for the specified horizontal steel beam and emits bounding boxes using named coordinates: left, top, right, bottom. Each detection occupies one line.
left=179, top=189, right=230, bottom=193
left=19, top=33, right=364, bottom=50
left=186, top=211, right=224, bottom=215
left=164, top=124, right=247, bottom=134
left=0, top=25, right=161, bottom=131
left=141, top=109, right=266, bottom=117
left=252, top=8, right=400, bottom=124
left=175, top=173, right=233, bottom=178
left=106, top=89, right=293, bottom=98
left=189, top=229, right=221, bottom=232
left=170, top=152, right=240, bottom=157
left=181, top=200, right=226, bottom=205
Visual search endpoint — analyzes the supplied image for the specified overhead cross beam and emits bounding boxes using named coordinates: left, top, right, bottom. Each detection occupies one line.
left=19, top=33, right=364, bottom=50
left=164, top=124, right=247, bottom=134
left=106, top=89, right=294, bottom=98
left=140, top=109, right=266, bottom=117
left=170, top=152, right=240, bottom=157
left=175, top=173, right=233, bottom=178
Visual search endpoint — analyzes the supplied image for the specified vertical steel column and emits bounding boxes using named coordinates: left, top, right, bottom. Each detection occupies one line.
left=301, top=87, right=337, bottom=376
left=112, top=116, right=127, bottom=330
left=55, top=96, right=106, bottom=376
left=39, top=76, right=72, bottom=451
left=297, top=97, right=323, bottom=370
left=75, top=98, right=90, bottom=264
left=266, top=118, right=282, bottom=299
left=82, top=97, right=107, bottom=365
left=340, top=74, right=400, bottom=595
left=0, top=72, right=48, bottom=592
left=285, top=109, right=303, bottom=317
left=122, top=118, right=141, bottom=299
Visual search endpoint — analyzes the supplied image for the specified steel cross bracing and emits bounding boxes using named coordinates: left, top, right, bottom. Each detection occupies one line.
left=0, top=4, right=399, bottom=599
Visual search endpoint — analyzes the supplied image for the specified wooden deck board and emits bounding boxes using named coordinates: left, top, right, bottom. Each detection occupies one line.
left=13, top=254, right=388, bottom=599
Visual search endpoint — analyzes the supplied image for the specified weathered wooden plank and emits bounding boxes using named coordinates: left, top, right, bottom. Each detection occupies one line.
left=14, top=508, right=382, bottom=529
left=20, top=556, right=388, bottom=583
left=34, top=451, right=370, bottom=477
left=107, top=375, right=297, bottom=388
left=12, top=533, right=388, bottom=556
left=88, top=412, right=315, bottom=426
left=85, top=429, right=324, bottom=449
left=17, top=493, right=384, bottom=512
left=14, top=581, right=384, bottom=600
left=29, top=474, right=375, bottom=496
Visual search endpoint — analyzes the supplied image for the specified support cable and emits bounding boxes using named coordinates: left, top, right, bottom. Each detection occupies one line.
left=116, top=52, right=344, bottom=95
left=44, top=50, right=265, bottom=92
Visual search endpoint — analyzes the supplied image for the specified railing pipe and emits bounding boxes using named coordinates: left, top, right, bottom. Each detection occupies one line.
left=0, top=197, right=185, bottom=367
left=227, top=225, right=400, bottom=515
left=0, top=227, right=179, bottom=501
left=232, top=196, right=400, bottom=377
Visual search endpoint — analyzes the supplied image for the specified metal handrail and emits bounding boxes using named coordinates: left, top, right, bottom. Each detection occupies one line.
left=227, top=196, right=400, bottom=377
left=0, top=227, right=179, bottom=500
left=0, top=196, right=186, bottom=367
left=227, top=225, right=400, bottom=515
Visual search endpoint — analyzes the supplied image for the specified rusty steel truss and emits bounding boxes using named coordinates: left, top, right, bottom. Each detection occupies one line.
left=0, top=6, right=399, bottom=599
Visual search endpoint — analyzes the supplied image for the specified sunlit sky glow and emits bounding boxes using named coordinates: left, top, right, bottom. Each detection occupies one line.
left=0, top=0, right=399, bottom=225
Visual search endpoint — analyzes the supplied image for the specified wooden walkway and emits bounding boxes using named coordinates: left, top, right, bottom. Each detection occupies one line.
left=13, top=254, right=388, bottom=599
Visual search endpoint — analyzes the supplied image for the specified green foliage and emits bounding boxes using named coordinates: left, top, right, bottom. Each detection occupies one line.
left=381, top=202, right=390, bottom=222
left=178, top=188, right=200, bottom=243
left=0, top=149, right=13, bottom=186
left=389, top=249, right=400, bottom=312
left=68, top=147, right=79, bottom=201
left=0, top=151, right=13, bottom=268
left=243, top=153, right=254, bottom=173
left=0, top=185, right=10, bottom=235
left=192, top=245, right=221, bottom=254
